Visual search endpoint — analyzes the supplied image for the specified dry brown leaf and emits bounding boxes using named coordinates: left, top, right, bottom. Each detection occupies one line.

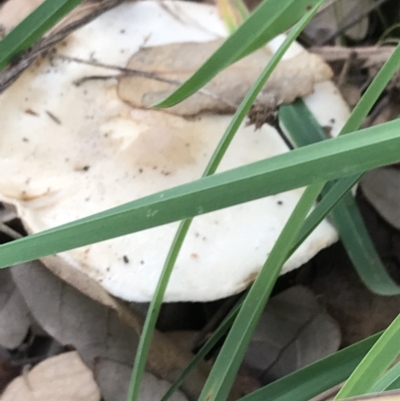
left=361, top=168, right=400, bottom=230
left=243, top=286, right=341, bottom=384
left=304, top=0, right=373, bottom=43
left=11, top=262, right=139, bottom=368
left=1, top=351, right=101, bottom=401
left=11, top=261, right=209, bottom=401
left=117, top=39, right=332, bottom=116
left=94, top=358, right=188, bottom=401
left=0, top=269, right=31, bottom=349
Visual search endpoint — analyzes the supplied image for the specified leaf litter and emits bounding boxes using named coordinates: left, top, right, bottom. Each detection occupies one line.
left=243, top=286, right=341, bottom=384
left=1, top=351, right=101, bottom=401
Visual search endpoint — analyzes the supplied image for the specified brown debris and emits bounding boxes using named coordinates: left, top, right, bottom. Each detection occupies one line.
left=118, top=40, right=332, bottom=116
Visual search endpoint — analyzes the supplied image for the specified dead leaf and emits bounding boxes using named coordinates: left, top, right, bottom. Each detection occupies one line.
left=243, top=286, right=341, bottom=384
left=0, top=269, right=31, bottom=349
left=93, top=358, right=188, bottom=401
left=11, top=262, right=140, bottom=368
left=1, top=351, right=100, bottom=401
left=117, top=39, right=332, bottom=116
left=304, top=0, right=373, bottom=43
left=10, top=261, right=209, bottom=401
left=361, top=168, right=400, bottom=230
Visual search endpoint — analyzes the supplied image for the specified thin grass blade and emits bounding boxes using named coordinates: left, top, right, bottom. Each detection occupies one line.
left=0, top=0, right=84, bottom=70
left=1, top=119, right=400, bottom=268
left=370, top=362, right=400, bottom=393
left=292, top=175, right=360, bottom=253
left=335, top=314, right=400, bottom=399
left=239, top=333, right=381, bottom=401
left=161, top=298, right=243, bottom=401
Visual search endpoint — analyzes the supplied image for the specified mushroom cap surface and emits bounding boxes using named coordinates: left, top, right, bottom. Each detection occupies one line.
left=0, top=1, right=349, bottom=302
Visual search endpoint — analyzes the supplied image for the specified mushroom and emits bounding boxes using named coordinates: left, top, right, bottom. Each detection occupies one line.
left=0, top=1, right=349, bottom=302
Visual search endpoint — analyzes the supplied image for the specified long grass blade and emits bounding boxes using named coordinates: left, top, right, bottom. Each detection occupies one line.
left=370, top=362, right=400, bottom=393
left=240, top=333, right=381, bottom=401
left=161, top=298, right=243, bottom=401
left=292, top=175, right=360, bottom=253
left=280, top=99, right=400, bottom=295
left=331, top=197, right=400, bottom=295
left=335, top=314, right=400, bottom=399
left=1, top=119, right=400, bottom=268
left=0, top=0, right=84, bottom=70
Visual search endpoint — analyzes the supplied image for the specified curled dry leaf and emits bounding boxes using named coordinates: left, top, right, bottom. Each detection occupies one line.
left=118, top=39, right=332, bottom=116
left=1, top=351, right=101, bottom=401
left=94, top=359, right=188, bottom=401
left=361, top=168, right=400, bottom=230
left=243, top=286, right=341, bottom=384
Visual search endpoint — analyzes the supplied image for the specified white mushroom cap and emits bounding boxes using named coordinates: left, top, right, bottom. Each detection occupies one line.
left=0, top=1, right=349, bottom=302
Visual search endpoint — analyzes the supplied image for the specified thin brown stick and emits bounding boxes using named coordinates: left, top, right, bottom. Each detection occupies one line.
left=0, top=0, right=126, bottom=93
left=311, top=45, right=395, bottom=66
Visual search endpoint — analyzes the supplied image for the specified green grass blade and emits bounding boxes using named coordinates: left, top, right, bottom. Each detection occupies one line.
left=1, top=119, right=400, bottom=268
left=370, top=362, right=400, bottom=393
left=127, top=9, right=319, bottom=398
left=0, top=0, right=84, bottom=71
left=330, top=196, right=400, bottom=295
left=240, top=333, right=381, bottom=401
left=386, top=374, right=400, bottom=391
left=335, top=314, right=400, bottom=399
left=154, top=0, right=321, bottom=109
left=280, top=99, right=400, bottom=295
left=198, top=180, right=325, bottom=401
left=291, top=174, right=360, bottom=253
left=126, top=220, right=191, bottom=401
left=161, top=298, right=243, bottom=401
